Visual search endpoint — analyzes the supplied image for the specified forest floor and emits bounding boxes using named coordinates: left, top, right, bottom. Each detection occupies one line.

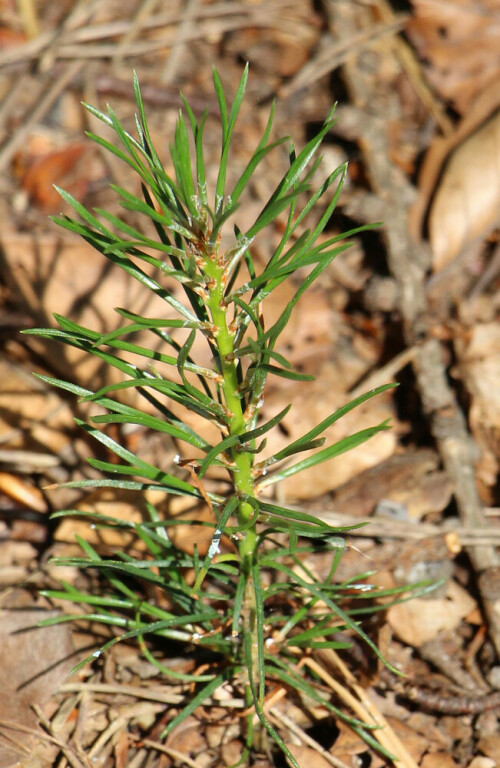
left=1, top=1, right=500, bottom=767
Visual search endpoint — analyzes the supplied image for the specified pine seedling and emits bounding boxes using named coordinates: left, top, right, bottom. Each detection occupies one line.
left=26, top=67, right=420, bottom=766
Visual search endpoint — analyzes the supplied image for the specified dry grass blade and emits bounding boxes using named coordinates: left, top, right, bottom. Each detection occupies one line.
left=305, top=652, right=420, bottom=768
left=141, top=740, right=206, bottom=768
left=59, top=682, right=185, bottom=705
left=88, top=716, right=128, bottom=761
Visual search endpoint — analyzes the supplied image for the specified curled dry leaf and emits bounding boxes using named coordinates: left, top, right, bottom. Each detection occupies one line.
left=428, top=109, right=500, bottom=272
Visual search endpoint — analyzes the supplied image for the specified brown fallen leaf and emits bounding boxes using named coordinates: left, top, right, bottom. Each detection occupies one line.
left=285, top=744, right=333, bottom=768
left=0, top=472, right=47, bottom=514
left=421, top=754, right=458, bottom=768
left=328, top=448, right=452, bottom=520
left=260, top=368, right=397, bottom=500
left=0, top=590, right=74, bottom=768
left=1, top=230, right=174, bottom=390
left=386, top=579, right=477, bottom=647
left=165, top=715, right=206, bottom=757
left=409, top=81, right=500, bottom=248
left=428, top=110, right=500, bottom=272
left=54, top=487, right=152, bottom=547
left=223, top=25, right=315, bottom=79
left=221, top=739, right=246, bottom=767
left=474, top=738, right=500, bottom=767
left=330, top=719, right=371, bottom=762
left=0, top=27, right=27, bottom=48
left=19, top=143, right=88, bottom=212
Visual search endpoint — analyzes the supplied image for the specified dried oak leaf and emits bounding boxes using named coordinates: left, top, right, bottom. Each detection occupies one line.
left=428, top=109, right=500, bottom=272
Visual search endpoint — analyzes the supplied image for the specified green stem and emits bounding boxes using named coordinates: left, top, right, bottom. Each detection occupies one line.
left=205, top=249, right=258, bottom=668
left=205, top=260, right=255, bottom=524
